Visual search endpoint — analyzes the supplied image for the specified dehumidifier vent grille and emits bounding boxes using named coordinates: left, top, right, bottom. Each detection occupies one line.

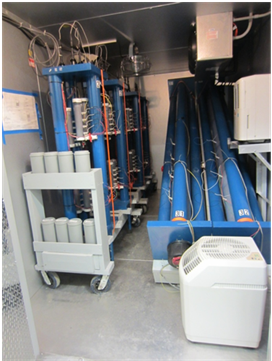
left=200, top=237, right=251, bottom=259
left=182, top=248, right=202, bottom=275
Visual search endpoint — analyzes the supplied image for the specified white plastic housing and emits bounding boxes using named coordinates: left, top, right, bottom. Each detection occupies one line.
left=179, top=236, right=267, bottom=348
left=234, top=74, right=271, bottom=141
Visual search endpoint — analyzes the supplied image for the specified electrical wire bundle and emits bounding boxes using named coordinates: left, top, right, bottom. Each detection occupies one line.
left=3, top=13, right=60, bottom=75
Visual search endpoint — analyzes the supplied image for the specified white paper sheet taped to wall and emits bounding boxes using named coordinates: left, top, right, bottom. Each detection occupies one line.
left=2, top=91, right=38, bottom=131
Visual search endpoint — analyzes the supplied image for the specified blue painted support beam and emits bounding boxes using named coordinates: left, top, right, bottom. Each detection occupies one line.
left=141, top=97, right=151, bottom=176
left=199, top=96, right=225, bottom=221
left=210, top=86, right=253, bottom=222
left=86, top=74, right=112, bottom=232
left=171, top=85, right=188, bottom=221
left=158, top=96, right=176, bottom=221
left=189, top=97, right=205, bottom=221
left=48, top=74, right=76, bottom=219
left=132, top=95, right=144, bottom=187
left=107, top=81, right=129, bottom=206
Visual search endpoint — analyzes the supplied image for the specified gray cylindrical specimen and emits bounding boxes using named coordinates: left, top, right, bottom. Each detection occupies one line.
left=55, top=217, right=69, bottom=243
left=30, top=152, right=45, bottom=173
left=74, top=189, right=82, bottom=213
left=83, top=218, right=97, bottom=244
left=41, top=217, right=57, bottom=242
left=108, top=159, right=118, bottom=185
left=44, top=152, right=59, bottom=173
left=74, top=150, right=91, bottom=172
left=58, top=151, right=74, bottom=173
left=72, top=98, right=84, bottom=138
left=129, top=149, right=135, bottom=170
left=68, top=218, right=83, bottom=243
left=83, top=189, right=91, bottom=209
left=81, top=98, right=89, bottom=135
left=66, top=108, right=75, bottom=147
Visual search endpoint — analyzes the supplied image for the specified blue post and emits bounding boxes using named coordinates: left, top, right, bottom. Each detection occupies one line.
left=171, top=85, right=188, bottom=221
left=109, top=82, right=129, bottom=206
left=210, top=86, right=253, bottom=222
left=158, top=96, right=176, bottom=221
left=132, top=95, right=144, bottom=186
left=141, top=97, right=151, bottom=176
left=48, top=74, right=76, bottom=219
left=48, top=75, right=70, bottom=152
left=189, top=97, right=205, bottom=221
left=199, top=96, right=225, bottom=221
left=86, top=74, right=112, bottom=232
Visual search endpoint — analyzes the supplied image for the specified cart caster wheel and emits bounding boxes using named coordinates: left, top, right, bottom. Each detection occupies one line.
left=142, top=205, right=148, bottom=214
left=90, top=276, right=111, bottom=294
left=132, top=217, right=141, bottom=227
left=47, top=272, right=61, bottom=289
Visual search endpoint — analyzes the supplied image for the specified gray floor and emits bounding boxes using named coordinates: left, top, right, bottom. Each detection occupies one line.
left=33, top=191, right=271, bottom=361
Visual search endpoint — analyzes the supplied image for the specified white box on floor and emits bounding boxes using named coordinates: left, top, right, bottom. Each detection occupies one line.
left=179, top=236, right=267, bottom=348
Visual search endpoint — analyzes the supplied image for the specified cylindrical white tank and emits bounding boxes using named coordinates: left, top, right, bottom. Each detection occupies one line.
left=44, top=152, right=59, bottom=173
left=83, top=218, right=97, bottom=244
left=68, top=218, right=83, bottom=243
left=41, top=217, right=57, bottom=242
left=55, top=217, right=69, bottom=243
left=58, top=151, right=74, bottom=173
left=30, top=152, right=45, bottom=173
left=74, top=150, right=91, bottom=172
left=73, top=98, right=84, bottom=138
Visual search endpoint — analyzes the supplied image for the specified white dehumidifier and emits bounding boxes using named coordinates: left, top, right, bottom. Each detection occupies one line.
left=179, top=236, right=267, bottom=348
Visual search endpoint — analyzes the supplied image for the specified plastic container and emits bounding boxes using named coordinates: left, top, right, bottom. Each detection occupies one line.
left=41, top=217, right=56, bottom=242
left=55, top=217, right=69, bottom=243
left=58, top=151, right=74, bottom=173
left=68, top=218, right=83, bottom=243
left=83, top=218, right=97, bottom=244
left=30, top=152, right=45, bottom=173
left=74, top=150, right=91, bottom=172
left=44, top=152, right=59, bottom=173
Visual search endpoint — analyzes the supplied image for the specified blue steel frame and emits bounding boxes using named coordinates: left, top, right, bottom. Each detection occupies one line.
left=147, top=77, right=271, bottom=264
left=42, top=64, right=112, bottom=232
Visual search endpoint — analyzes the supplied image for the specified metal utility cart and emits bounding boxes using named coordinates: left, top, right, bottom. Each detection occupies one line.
left=22, top=168, right=114, bottom=293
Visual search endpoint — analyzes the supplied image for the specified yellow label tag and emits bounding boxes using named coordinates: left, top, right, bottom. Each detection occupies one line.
left=28, top=49, right=32, bottom=57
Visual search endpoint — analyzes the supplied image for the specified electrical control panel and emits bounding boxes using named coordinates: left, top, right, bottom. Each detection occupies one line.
left=234, top=74, right=271, bottom=141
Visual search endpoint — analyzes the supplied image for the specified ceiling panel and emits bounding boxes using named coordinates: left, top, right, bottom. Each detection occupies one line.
left=2, top=2, right=170, bottom=28
left=2, top=2, right=271, bottom=77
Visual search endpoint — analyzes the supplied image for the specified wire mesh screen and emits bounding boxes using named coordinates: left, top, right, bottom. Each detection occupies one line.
left=2, top=199, right=35, bottom=360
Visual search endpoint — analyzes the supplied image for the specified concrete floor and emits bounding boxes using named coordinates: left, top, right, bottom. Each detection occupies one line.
left=34, top=191, right=271, bottom=361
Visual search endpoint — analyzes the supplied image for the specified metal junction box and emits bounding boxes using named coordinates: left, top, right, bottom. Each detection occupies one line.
left=196, top=12, right=233, bottom=62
